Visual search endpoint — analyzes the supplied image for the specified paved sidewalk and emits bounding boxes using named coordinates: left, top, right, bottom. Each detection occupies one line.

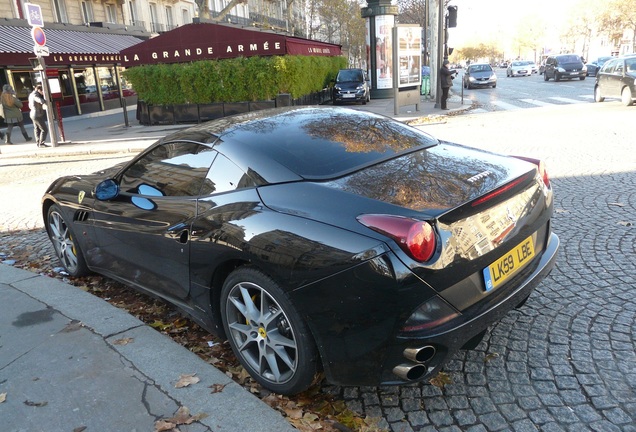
left=0, top=93, right=471, bottom=432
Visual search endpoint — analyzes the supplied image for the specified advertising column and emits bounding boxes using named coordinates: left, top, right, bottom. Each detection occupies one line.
left=361, top=0, right=398, bottom=99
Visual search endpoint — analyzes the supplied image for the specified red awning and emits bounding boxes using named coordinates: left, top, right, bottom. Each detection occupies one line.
left=120, top=22, right=341, bottom=67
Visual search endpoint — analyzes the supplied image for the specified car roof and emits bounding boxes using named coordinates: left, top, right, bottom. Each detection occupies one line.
left=157, top=106, right=438, bottom=183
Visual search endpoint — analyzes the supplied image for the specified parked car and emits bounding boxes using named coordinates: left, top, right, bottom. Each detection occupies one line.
left=528, top=61, right=539, bottom=74
left=42, top=106, right=558, bottom=395
left=593, top=55, right=636, bottom=106
left=332, top=68, right=370, bottom=105
left=506, top=61, right=532, bottom=77
left=586, top=56, right=613, bottom=77
left=543, top=54, right=587, bottom=81
left=463, top=63, right=497, bottom=89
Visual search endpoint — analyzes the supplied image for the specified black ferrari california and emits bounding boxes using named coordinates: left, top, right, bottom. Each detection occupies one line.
left=42, top=106, right=559, bottom=395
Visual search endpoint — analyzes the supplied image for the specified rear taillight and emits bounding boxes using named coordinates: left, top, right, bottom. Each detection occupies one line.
left=357, top=214, right=436, bottom=262
left=513, top=156, right=551, bottom=188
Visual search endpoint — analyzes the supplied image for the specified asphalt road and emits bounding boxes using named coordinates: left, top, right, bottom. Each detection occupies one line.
left=1, top=100, right=635, bottom=431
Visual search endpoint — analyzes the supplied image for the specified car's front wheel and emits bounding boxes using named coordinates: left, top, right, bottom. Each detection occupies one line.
left=622, top=87, right=634, bottom=106
left=579, top=76, right=585, bottom=81
left=221, top=267, right=318, bottom=395
left=594, top=86, right=605, bottom=103
left=45, top=204, right=89, bottom=277
left=544, top=72, right=549, bottom=81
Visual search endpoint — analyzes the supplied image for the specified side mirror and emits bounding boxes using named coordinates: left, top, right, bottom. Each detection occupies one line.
left=95, top=179, right=119, bottom=201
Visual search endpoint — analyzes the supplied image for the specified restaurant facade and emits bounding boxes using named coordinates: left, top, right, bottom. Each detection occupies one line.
left=0, top=18, right=148, bottom=119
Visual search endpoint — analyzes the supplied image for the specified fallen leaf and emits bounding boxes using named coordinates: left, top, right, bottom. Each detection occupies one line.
left=209, top=383, right=227, bottom=393
left=0, top=393, right=6, bottom=403
left=608, top=202, right=625, bottom=207
left=113, top=337, right=135, bottom=345
left=484, top=352, right=500, bottom=363
left=175, top=373, right=200, bottom=388
left=162, top=406, right=208, bottom=426
left=618, top=221, right=633, bottom=226
left=154, top=419, right=176, bottom=432
left=24, top=399, right=48, bottom=407
left=61, top=320, right=83, bottom=332
left=72, top=427, right=87, bottom=432
left=429, top=371, right=452, bottom=388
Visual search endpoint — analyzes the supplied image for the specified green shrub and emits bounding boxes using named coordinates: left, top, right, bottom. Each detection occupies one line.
left=122, top=55, right=347, bottom=105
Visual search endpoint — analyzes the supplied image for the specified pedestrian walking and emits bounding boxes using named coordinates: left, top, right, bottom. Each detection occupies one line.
left=1, top=84, right=33, bottom=144
left=28, top=84, right=49, bottom=148
left=439, top=60, right=456, bottom=110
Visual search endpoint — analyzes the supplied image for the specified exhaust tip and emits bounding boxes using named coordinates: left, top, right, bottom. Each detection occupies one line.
left=393, top=363, right=427, bottom=381
left=404, top=345, right=436, bottom=363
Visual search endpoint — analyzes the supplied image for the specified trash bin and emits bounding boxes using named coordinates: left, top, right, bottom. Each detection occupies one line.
left=421, top=75, right=431, bottom=96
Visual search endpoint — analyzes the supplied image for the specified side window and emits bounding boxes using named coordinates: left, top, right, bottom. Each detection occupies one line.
left=601, top=59, right=617, bottom=73
left=614, top=61, right=624, bottom=74
left=121, top=142, right=216, bottom=197
left=201, top=153, right=256, bottom=195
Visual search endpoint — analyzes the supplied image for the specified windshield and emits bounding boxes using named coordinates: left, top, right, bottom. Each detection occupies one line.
left=470, top=64, right=492, bottom=73
left=558, top=55, right=581, bottom=63
left=336, top=69, right=364, bottom=83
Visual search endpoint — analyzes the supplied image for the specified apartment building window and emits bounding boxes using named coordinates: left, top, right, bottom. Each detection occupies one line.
left=182, top=8, right=191, bottom=26
left=105, top=4, right=117, bottom=23
left=52, top=0, right=68, bottom=23
left=165, top=6, right=174, bottom=30
left=149, top=3, right=162, bottom=32
left=129, top=0, right=138, bottom=26
left=81, top=1, right=94, bottom=23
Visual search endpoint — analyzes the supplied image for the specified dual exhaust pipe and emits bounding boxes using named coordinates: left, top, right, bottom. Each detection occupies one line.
left=392, top=345, right=436, bottom=381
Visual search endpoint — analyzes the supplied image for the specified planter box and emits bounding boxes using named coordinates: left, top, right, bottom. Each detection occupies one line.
left=137, top=101, right=150, bottom=125
left=198, top=103, right=224, bottom=122
left=249, top=100, right=276, bottom=112
left=223, top=102, right=250, bottom=116
left=174, top=104, right=199, bottom=124
left=275, top=94, right=292, bottom=107
left=149, top=105, right=175, bottom=125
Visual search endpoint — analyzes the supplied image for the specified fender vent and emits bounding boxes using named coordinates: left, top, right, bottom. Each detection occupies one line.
left=75, top=210, right=90, bottom=223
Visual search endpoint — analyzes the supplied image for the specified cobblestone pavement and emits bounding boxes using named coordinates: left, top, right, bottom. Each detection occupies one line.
left=1, top=103, right=635, bottom=431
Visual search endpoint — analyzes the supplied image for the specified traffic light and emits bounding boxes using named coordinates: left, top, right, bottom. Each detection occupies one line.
left=447, top=6, right=458, bottom=28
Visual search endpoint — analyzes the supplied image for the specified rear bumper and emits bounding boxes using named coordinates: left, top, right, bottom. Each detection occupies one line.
left=379, top=231, right=559, bottom=385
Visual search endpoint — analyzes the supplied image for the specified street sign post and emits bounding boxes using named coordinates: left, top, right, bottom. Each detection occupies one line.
left=24, top=3, right=58, bottom=147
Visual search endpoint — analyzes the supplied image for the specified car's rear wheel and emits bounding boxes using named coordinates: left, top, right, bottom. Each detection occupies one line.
left=594, top=86, right=605, bottom=103
left=221, top=267, right=318, bottom=395
left=46, top=204, right=89, bottom=277
left=579, top=76, right=585, bottom=80
left=554, top=73, right=560, bottom=82
left=622, top=87, right=634, bottom=106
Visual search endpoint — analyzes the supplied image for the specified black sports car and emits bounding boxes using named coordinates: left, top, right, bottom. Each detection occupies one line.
left=42, top=106, right=559, bottom=395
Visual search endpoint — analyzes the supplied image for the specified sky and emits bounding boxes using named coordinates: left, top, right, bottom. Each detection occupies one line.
left=447, top=0, right=580, bottom=55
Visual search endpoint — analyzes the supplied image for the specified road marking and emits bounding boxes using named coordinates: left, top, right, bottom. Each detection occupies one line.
left=549, top=96, right=585, bottom=104
left=520, top=99, right=557, bottom=107
left=491, top=100, right=521, bottom=111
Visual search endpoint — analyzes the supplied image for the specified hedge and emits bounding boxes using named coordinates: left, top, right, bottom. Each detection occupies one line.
left=122, top=55, right=348, bottom=105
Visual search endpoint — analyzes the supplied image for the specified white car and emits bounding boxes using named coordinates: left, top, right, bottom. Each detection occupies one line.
left=507, top=61, right=532, bottom=77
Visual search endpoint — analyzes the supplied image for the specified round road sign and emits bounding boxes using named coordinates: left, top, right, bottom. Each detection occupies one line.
left=32, top=26, right=46, bottom=47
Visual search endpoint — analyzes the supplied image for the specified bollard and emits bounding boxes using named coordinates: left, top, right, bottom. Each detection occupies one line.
left=122, top=99, right=129, bottom=127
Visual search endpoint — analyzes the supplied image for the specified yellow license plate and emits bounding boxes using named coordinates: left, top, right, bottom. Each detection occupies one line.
left=483, top=236, right=535, bottom=291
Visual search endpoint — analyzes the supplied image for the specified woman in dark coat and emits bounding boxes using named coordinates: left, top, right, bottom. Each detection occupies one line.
left=439, top=60, right=455, bottom=110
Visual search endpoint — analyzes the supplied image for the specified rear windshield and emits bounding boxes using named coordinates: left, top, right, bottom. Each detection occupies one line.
left=221, top=108, right=439, bottom=179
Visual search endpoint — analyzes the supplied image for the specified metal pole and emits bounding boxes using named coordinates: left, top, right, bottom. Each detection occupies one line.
left=434, top=0, right=444, bottom=108
left=37, top=55, right=58, bottom=147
